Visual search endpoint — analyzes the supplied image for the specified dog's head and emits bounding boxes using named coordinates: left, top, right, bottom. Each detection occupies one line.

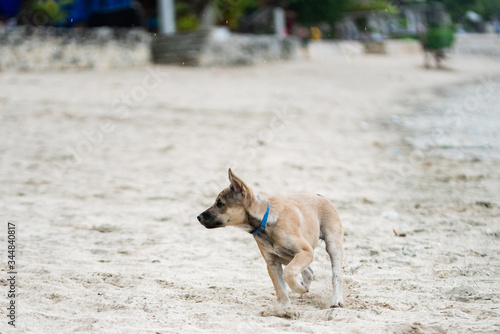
left=197, top=169, right=254, bottom=229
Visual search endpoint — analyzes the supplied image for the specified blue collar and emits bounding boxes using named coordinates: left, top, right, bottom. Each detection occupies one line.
left=251, top=202, right=270, bottom=236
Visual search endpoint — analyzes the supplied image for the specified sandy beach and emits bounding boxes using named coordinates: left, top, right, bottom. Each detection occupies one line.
left=1, top=47, right=499, bottom=333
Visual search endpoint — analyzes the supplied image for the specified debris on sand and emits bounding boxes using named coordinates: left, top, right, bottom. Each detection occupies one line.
left=445, top=286, right=480, bottom=302
left=90, top=224, right=117, bottom=233
left=476, top=201, right=493, bottom=208
left=393, top=229, right=407, bottom=237
left=402, top=246, right=416, bottom=257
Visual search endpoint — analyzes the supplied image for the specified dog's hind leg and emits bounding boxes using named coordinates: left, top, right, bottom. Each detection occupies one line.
left=321, top=212, right=344, bottom=307
left=325, top=239, right=343, bottom=307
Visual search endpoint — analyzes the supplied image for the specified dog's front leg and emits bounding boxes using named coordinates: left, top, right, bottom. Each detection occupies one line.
left=283, top=247, right=314, bottom=295
left=263, top=253, right=290, bottom=306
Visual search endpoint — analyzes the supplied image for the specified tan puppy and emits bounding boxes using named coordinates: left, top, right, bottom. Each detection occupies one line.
left=197, top=169, right=344, bottom=308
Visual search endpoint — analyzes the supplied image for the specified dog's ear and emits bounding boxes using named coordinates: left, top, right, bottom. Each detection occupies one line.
left=228, top=168, right=253, bottom=204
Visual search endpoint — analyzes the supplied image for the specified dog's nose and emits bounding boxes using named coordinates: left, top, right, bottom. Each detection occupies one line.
left=197, top=211, right=211, bottom=222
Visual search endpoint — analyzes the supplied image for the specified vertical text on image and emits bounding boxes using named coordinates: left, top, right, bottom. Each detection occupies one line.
left=7, top=222, right=17, bottom=327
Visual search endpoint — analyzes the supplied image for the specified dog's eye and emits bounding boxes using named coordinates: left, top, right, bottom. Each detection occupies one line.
left=216, top=201, right=224, bottom=208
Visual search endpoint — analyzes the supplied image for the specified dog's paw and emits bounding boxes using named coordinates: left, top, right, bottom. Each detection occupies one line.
left=330, top=301, right=344, bottom=308
left=261, top=304, right=297, bottom=319
left=289, top=281, right=309, bottom=295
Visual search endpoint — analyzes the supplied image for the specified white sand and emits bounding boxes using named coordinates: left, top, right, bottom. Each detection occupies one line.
left=1, top=49, right=499, bottom=333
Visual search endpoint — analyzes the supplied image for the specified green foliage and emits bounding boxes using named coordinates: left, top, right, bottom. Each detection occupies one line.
left=212, top=0, right=258, bottom=29
left=425, top=26, right=455, bottom=50
left=177, top=14, right=199, bottom=31
left=31, top=0, right=73, bottom=25
left=175, top=0, right=258, bottom=31
left=430, top=0, right=474, bottom=22
left=289, top=0, right=352, bottom=26
left=176, top=1, right=199, bottom=31
left=350, top=0, right=398, bottom=14
left=428, top=0, right=500, bottom=22
left=393, top=33, right=419, bottom=41
left=481, top=0, right=500, bottom=19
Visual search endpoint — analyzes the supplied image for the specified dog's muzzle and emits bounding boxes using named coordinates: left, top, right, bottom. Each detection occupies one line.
left=197, top=211, right=223, bottom=229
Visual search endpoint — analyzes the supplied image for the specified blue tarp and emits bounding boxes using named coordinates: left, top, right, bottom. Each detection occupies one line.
left=68, top=0, right=132, bottom=24
left=0, top=0, right=23, bottom=18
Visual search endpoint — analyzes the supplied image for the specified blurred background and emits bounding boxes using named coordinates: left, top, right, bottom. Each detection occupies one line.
left=1, top=0, right=500, bottom=34
left=1, top=0, right=499, bottom=332
left=1, top=0, right=500, bottom=70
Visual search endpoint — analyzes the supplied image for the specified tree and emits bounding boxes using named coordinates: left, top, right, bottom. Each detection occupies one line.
left=476, top=0, right=500, bottom=20
left=288, top=0, right=352, bottom=26
left=428, top=0, right=500, bottom=22
left=212, top=0, right=258, bottom=29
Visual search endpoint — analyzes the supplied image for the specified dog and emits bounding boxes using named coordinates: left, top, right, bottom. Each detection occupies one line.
left=197, top=169, right=344, bottom=308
